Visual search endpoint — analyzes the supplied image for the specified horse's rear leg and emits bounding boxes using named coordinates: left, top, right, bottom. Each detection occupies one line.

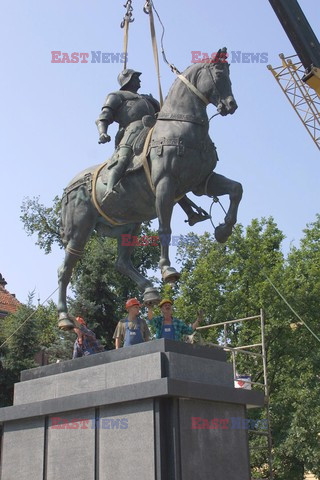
left=197, top=172, right=243, bottom=243
left=58, top=189, right=97, bottom=328
left=115, top=224, right=153, bottom=291
left=155, top=177, right=180, bottom=284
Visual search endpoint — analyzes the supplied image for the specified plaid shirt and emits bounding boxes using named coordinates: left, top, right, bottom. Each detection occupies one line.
left=148, top=316, right=193, bottom=341
left=73, top=324, right=105, bottom=358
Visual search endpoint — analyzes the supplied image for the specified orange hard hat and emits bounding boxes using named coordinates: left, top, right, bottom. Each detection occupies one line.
left=76, top=316, right=86, bottom=326
left=125, top=298, right=141, bottom=309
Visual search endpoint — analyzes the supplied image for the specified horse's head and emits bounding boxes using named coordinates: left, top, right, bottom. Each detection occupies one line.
left=196, top=48, right=237, bottom=116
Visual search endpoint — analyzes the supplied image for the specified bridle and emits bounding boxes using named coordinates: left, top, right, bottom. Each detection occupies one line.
left=176, top=62, right=225, bottom=107
left=157, top=62, right=227, bottom=127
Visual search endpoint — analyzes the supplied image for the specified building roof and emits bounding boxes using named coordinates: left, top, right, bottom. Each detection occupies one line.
left=0, top=274, right=21, bottom=316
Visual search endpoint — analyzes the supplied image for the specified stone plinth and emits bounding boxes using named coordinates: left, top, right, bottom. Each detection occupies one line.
left=0, top=339, right=264, bottom=480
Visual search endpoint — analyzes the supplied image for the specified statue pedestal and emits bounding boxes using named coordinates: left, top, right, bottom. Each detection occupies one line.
left=0, top=339, right=264, bottom=480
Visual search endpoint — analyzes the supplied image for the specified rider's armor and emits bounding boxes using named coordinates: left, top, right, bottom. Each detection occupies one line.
left=96, top=90, right=160, bottom=193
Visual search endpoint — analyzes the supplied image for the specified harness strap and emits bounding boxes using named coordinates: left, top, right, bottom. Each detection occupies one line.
left=141, top=127, right=156, bottom=195
left=66, top=246, right=84, bottom=257
left=177, top=74, right=210, bottom=106
left=157, top=112, right=208, bottom=126
left=91, top=162, right=126, bottom=226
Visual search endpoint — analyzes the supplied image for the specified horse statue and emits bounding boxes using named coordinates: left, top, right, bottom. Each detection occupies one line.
left=57, top=48, right=242, bottom=329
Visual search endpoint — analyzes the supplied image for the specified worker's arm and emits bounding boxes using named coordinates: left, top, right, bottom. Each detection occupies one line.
left=113, top=321, right=123, bottom=349
left=147, top=306, right=153, bottom=321
left=192, top=309, right=204, bottom=330
left=143, top=319, right=151, bottom=342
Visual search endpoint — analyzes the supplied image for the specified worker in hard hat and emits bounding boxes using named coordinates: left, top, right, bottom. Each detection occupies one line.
left=95, top=69, right=210, bottom=226
left=147, top=299, right=202, bottom=341
left=113, top=298, right=150, bottom=348
left=72, top=316, right=105, bottom=358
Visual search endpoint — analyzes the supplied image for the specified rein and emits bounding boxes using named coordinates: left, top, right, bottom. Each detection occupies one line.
left=172, top=63, right=224, bottom=117
left=177, top=73, right=210, bottom=106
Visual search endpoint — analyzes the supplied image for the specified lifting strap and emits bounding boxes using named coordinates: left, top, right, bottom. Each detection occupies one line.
left=121, top=0, right=134, bottom=70
left=144, top=1, right=164, bottom=107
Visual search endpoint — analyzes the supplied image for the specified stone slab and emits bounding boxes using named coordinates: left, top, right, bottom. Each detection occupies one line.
left=164, top=351, right=234, bottom=387
left=20, top=338, right=226, bottom=382
left=0, top=417, right=45, bottom=480
left=178, top=398, right=251, bottom=480
left=14, top=352, right=163, bottom=405
left=46, top=408, right=95, bottom=480
left=0, top=378, right=264, bottom=425
left=15, top=351, right=233, bottom=406
left=99, top=400, right=155, bottom=479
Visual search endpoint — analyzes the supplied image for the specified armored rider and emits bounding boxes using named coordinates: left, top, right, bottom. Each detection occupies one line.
left=96, top=69, right=210, bottom=226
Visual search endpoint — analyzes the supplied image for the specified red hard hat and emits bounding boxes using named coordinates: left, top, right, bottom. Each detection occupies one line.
left=125, top=298, right=141, bottom=309
left=76, top=316, right=86, bottom=326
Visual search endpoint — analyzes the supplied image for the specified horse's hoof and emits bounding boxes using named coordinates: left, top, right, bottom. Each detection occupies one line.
left=161, top=266, right=180, bottom=284
left=214, top=224, right=233, bottom=243
left=58, top=315, right=75, bottom=331
left=143, top=287, right=161, bottom=306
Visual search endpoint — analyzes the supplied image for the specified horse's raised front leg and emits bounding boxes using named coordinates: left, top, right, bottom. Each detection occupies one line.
left=197, top=172, right=243, bottom=243
left=155, top=177, right=180, bottom=284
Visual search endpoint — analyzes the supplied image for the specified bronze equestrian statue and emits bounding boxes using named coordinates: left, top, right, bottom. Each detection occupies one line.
left=57, top=48, right=242, bottom=330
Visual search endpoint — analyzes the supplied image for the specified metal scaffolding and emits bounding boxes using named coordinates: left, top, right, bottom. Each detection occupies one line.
left=197, top=309, right=273, bottom=480
left=267, top=54, right=320, bottom=151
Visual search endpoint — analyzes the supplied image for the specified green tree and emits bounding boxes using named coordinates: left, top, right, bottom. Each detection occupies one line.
left=270, top=215, right=320, bottom=479
left=20, top=196, right=160, bottom=347
left=174, top=217, right=320, bottom=479
left=0, top=298, right=74, bottom=407
left=20, top=196, right=62, bottom=253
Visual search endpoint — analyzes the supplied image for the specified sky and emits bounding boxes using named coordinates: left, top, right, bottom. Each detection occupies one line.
left=0, top=0, right=319, bottom=306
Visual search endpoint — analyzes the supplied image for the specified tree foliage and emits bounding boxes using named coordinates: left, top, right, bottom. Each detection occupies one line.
left=0, top=298, right=74, bottom=407
left=20, top=196, right=63, bottom=253
left=174, top=217, right=320, bottom=479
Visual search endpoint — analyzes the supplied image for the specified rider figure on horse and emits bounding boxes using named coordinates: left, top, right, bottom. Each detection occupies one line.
left=96, top=69, right=210, bottom=226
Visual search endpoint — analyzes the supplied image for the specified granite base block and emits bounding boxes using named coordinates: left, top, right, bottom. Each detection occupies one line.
left=0, top=340, right=263, bottom=480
